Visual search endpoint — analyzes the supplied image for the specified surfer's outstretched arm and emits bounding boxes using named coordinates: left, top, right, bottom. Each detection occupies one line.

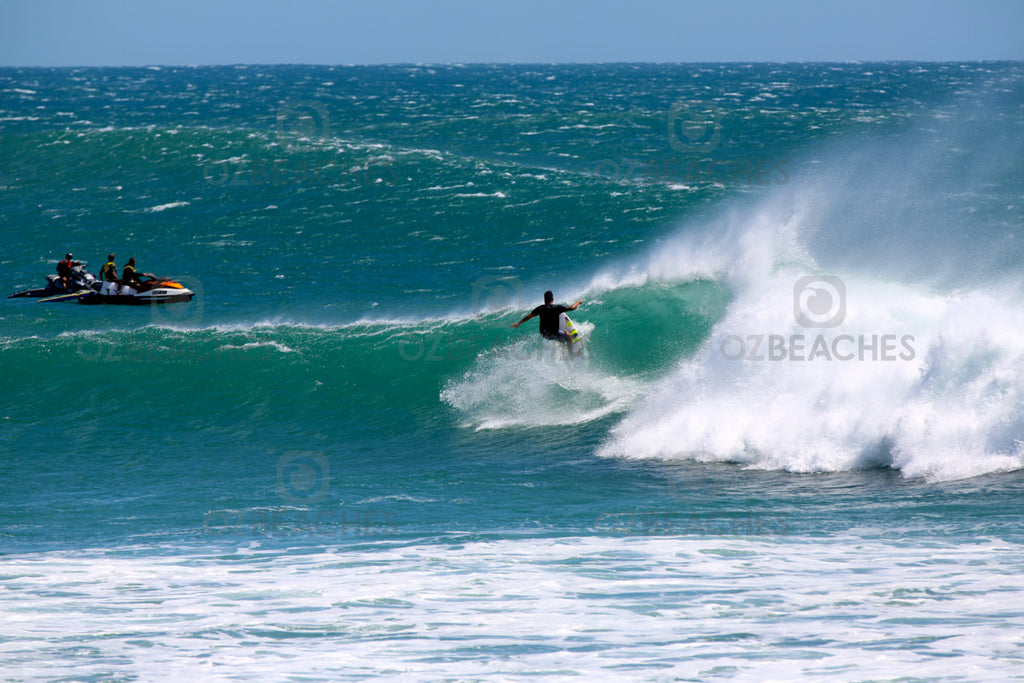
left=511, top=312, right=536, bottom=329
left=568, top=299, right=584, bottom=311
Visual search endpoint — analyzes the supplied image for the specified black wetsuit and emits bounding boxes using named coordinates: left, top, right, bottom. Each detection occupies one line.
left=530, top=304, right=570, bottom=342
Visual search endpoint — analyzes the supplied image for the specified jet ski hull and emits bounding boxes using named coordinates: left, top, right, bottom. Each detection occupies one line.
left=77, top=290, right=194, bottom=305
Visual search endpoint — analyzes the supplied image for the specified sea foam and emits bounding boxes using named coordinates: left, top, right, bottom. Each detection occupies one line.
left=595, top=170, right=1024, bottom=481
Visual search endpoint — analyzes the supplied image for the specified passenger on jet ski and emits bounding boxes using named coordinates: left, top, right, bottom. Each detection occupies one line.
left=121, top=258, right=140, bottom=295
left=99, top=254, right=120, bottom=296
left=117, top=258, right=159, bottom=294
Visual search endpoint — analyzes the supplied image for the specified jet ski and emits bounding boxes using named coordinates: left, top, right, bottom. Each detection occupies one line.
left=7, top=263, right=97, bottom=299
left=77, top=274, right=195, bottom=305
left=9, top=266, right=194, bottom=304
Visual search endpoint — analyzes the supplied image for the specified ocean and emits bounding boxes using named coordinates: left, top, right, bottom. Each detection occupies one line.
left=2, top=62, right=1024, bottom=681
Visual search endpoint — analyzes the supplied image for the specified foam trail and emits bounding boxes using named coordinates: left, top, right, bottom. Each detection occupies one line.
left=441, top=332, right=643, bottom=430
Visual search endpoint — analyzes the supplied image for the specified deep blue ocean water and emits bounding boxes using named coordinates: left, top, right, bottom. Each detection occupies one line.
left=2, top=63, right=1024, bottom=681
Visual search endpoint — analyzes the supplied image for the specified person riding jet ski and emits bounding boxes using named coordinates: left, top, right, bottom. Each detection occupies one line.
left=119, top=257, right=153, bottom=296
left=56, top=253, right=82, bottom=291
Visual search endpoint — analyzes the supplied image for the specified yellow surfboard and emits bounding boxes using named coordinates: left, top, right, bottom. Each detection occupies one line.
left=559, top=312, right=583, bottom=356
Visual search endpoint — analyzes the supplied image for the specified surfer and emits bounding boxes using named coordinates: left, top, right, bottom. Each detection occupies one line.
left=511, top=291, right=584, bottom=345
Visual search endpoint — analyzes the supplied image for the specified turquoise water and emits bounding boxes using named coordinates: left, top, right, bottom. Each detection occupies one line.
left=2, top=63, right=1024, bottom=681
